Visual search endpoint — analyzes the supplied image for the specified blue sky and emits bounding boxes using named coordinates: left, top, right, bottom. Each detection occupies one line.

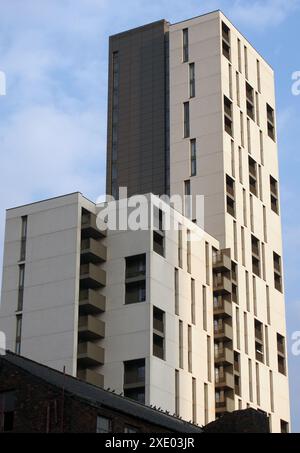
left=0, top=0, right=299, bottom=432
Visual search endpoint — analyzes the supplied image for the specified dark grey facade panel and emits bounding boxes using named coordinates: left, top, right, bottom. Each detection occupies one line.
left=106, top=20, right=170, bottom=199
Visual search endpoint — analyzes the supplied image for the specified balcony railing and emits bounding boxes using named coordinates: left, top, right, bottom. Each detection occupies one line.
left=80, top=263, right=106, bottom=288
left=213, top=275, right=232, bottom=294
left=77, top=368, right=104, bottom=388
left=215, top=371, right=234, bottom=389
left=78, top=315, right=105, bottom=340
left=77, top=341, right=105, bottom=367
left=79, top=289, right=106, bottom=314
left=81, top=238, right=107, bottom=263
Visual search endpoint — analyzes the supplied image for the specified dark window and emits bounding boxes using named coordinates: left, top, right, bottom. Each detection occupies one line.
left=226, top=175, right=235, bottom=217
left=252, top=235, right=261, bottom=278
left=96, top=416, right=111, bottom=433
left=20, top=216, right=27, bottom=261
left=124, top=359, right=145, bottom=403
left=184, top=102, right=190, bottom=138
left=224, top=96, right=233, bottom=136
left=15, top=315, right=22, bottom=355
left=190, top=139, right=197, bottom=176
left=182, top=29, right=189, bottom=62
left=254, top=319, right=264, bottom=363
left=0, top=391, right=16, bottom=432
left=270, top=176, right=279, bottom=214
left=189, top=63, right=195, bottom=98
left=280, top=420, right=289, bottom=434
left=125, top=254, right=146, bottom=304
left=222, top=22, right=231, bottom=61
left=249, top=156, right=258, bottom=196
left=124, top=425, right=139, bottom=433
left=246, top=82, right=255, bottom=121
left=277, top=334, right=286, bottom=375
left=153, top=306, right=165, bottom=360
left=273, top=252, right=282, bottom=292
left=267, top=104, right=276, bottom=141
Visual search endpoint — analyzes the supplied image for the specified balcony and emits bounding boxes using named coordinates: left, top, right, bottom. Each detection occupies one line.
left=214, top=323, right=233, bottom=341
left=79, top=289, right=106, bottom=315
left=81, top=238, right=107, bottom=264
left=215, top=347, right=234, bottom=365
left=213, top=297, right=232, bottom=318
left=216, top=396, right=235, bottom=414
left=213, top=249, right=231, bottom=272
left=213, top=275, right=232, bottom=295
left=81, top=212, right=106, bottom=240
left=77, top=341, right=105, bottom=367
left=78, top=315, right=105, bottom=341
left=80, top=263, right=106, bottom=288
left=77, top=368, right=104, bottom=388
left=215, top=371, right=234, bottom=390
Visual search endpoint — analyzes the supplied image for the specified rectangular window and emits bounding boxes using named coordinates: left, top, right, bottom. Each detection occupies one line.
left=184, top=180, right=191, bottom=219
left=273, top=252, right=283, bottom=292
left=125, top=254, right=146, bottom=304
left=203, top=286, right=207, bottom=331
left=179, top=320, right=184, bottom=369
left=222, top=22, right=231, bottom=61
left=20, top=216, right=28, bottom=261
left=253, top=276, right=258, bottom=316
left=255, top=319, right=264, bottom=363
left=191, top=278, right=196, bottom=325
left=175, top=370, right=180, bottom=416
left=207, top=336, right=212, bottom=382
left=277, top=334, right=286, bottom=375
left=18, top=264, right=25, bottom=311
left=270, top=176, right=279, bottom=214
left=153, top=207, right=165, bottom=257
left=244, top=46, right=248, bottom=79
left=243, top=189, right=247, bottom=227
left=15, top=315, right=22, bottom=355
left=190, top=139, right=197, bottom=176
left=189, top=63, right=195, bottom=98
left=256, top=363, right=261, bottom=406
left=241, top=227, right=246, bottom=266
left=182, top=29, right=189, bottom=63
left=96, top=416, right=111, bottom=433
left=248, top=358, right=253, bottom=402
left=124, top=426, right=139, bottom=434
left=226, top=175, right=235, bottom=218
left=238, top=146, right=243, bottom=183
left=247, top=118, right=251, bottom=153
left=240, top=111, right=244, bottom=147
left=267, top=104, right=276, bottom=141
left=266, top=285, right=271, bottom=325
left=237, top=38, right=242, bottom=72
left=184, top=102, right=190, bottom=138
left=246, top=82, right=255, bottom=121
left=236, top=71, right=240, bottom=106
left=0, top=391, right=16, bottom=432
left=281, top=420, right=289, bottom=434
left=231, top=140, right=235, bottom=177
left=246, top=270, right=250, bottom=311
left=175, top=269, right=179, bottom=316
left=257, top=60, right=261, bottom=93
left=250, top=194, right=254, bottom=231
left=258, top=165, right=263, bottom=201
left=153, top=306, right=165, bottom=360
left=205, top=242, right=210, bottom=285
left=178, top=224, right=183, bottom=268
left=270, top=371, right=274, bottom=412
left=256, top=92, right=260, bottom=126
left=228, top=63, right=233, bottom=99
left=262, top=243, right=266, bottom=281
left=224, top=96, right=233, bottom=136
left=265, top=325, right=270, bottom=366
left=244, top=312, right=249, bottom=354
left=124, top=359, right=145, bottom=403
left=260, top=130, right=264, bottom=165
left=204, top=383, right=209, bottom=425
left=236, top=307, right=241, bottom=350
left=192, top=378, right=197, bottom=424
left=233, top=220, right=238, bottom=261
left=188, top=325, right=192, bottom=373
left=249, top=156, right=258, bottom=196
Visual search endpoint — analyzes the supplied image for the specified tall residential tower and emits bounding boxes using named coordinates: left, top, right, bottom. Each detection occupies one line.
left=0, top=11, right=290, bottom=432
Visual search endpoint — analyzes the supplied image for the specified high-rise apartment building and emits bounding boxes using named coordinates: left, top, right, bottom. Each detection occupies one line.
left=0, top=10, right=290, bottom=432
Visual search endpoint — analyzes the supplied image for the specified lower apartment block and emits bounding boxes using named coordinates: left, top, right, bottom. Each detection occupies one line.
left=0, top=192, right=290, bottom=431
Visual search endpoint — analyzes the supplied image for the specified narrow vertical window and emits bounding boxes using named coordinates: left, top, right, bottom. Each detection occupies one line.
left=250, top=194, right=254, bottom=231
left=237, top=38, right=242, bottom=73
left=184, top=180, right=191, bottom=218
left=240, top=111, right=244, bottom=147
left=236, top=71, right=240, bottom=106
left=188, top=325, right=192, bottom=373
left=20, top=216, right=28, bottom=262
left=207, top=336, right=212, bottom=382
left=18, top=264, right=25, bottom=311
left=233, top=220, right=238, bottom=261
left=222, top=22, right=231, bottom=61
left=247, top=118, right=251, bottom=153
left=256, top=92, right=260, bottom=126
left=241, top=226, right=245, bottom=266
left=248, top=358, right=253, bottom=402
left=175, top=370, right=180, bottom=416
left=153, top=307, right=165, bottom=360
left=263, top=205, right=268, bottom=243
left=253, top=276, right=257, bottom=316
left=236, top=307, right=241, bottom=350
left=243, top=189, right=247, bottom=227
left=238, top=146, right=243, bottom=183
left=231, top=140, right=235, bottom=177
left=267, top=104, right=276, bottom=141
left=202, top=286, right=207, bottom=331
left=192, top=378, right=197, bottom=424
left=228, top=64, right=233, bottom=99
left=269, top=371, right=274, bottom=412
left=205, top=242, right=210, bottom=285
left=190, top=139, right=197, bottom=176
left=15, top=315, right=22, bottom=355
left=189, top=63, right=195, bottom=98
left=245, top=270, right=250, bottom=311
left=260, top=130, right=264, bottom=165
left=265, top=325, right=270, bottom=366
left=178, top=225, right=183, bottom=268
left=183, top=102, right=190, bottom=138
left=179, top=320, right=184, bottom=369
left=266, top=285, right=271, bottom=325
left=244, top=45, right=248, bottom=79
left=191, top=278, right=196, bottom=325
left=187, top=230, right=191, bottom=274
left=175, top=269, right=179, bottom=315
left=204, top=383, right=209, bottom=425
left=256, top=363, right=261, bottom=406
left=244, top=312, right=248, bottom=354
left=262, top=243, right=266, bottom=281
left=257, top=59, right=261, bottom=93
left=182, top=29, right=189, bottom=63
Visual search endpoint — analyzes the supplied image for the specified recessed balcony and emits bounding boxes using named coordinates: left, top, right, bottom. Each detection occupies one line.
left=216, top=396, right=235, bottom=414
left=79, top=289, right=106, bottom=315
left=215, top=371, right=234, bottom=390
left=77, top=341, right=105, bottom=367
left=81, top=212, right=106, bottom=240
left=77, top=368, right=104, bottom=388
left=213, top=275, right=232, bottom=295
left=213, top=249, right=231, bottom=272
left=81, top=238, right=107, bottom=264
left=214, top=323, right=233, bottom=341
left=78, top=315, right=105, bottom=341
left=215, top=347, right=234, bottom=366
left=80, top=263, right=106, bottom=288
left=213, top=297, right=232, bottom=318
